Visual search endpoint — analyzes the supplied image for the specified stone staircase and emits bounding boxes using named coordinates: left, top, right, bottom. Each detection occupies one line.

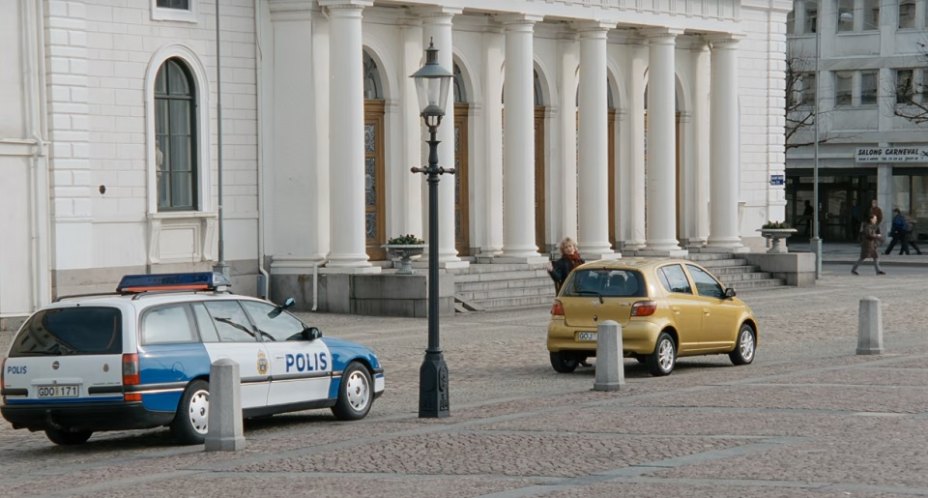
left=686, top=252, right=787, bottom=292
left=451, top=253, right=786, bottom=312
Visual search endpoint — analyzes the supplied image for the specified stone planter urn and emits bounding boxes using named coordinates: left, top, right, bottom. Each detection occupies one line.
left=757, top=228, right=798, bottom=254
left=384, top=244, right=425, bottom=275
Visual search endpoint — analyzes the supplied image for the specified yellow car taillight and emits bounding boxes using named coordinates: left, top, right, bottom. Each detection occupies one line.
left=631, top=300, right=657, bottom=317
left=550, top=300, right=564, bottom=316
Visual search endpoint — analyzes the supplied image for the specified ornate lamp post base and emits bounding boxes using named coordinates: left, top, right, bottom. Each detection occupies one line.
left=418, top=350, right=449, bottom=417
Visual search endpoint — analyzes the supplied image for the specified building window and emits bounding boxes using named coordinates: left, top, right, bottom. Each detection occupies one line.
left=896, top=69, right=914, bottom=103
left=805, top=2, right=818, bottom=32
left=862, top=0, right=880, bottom=29
left=152, top=0, right=196, bottom=22
left=790, top=72, right=817, bottom=107
left=157, top=0, right=189, bottom=8
left=899, top=0, right=916, bottom=28
left=860, top=71, right=878, bottom=104
left=837, top=0, right=854, bottom=31
left=834, top=71, right=853, bottom=106
left=362, top=52, right=383, bottom=100
left=787, top=8, right=795, bottom=34
left=154, top=58, right=197, bottom=211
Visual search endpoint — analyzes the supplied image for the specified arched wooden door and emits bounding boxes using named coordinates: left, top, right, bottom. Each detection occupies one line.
left=453, top=64, right=470, bottom=257
left=533, top=70, right=546, bottom=253
left=454, top=104, right=470, bottom=256
left=363, top=51, right=386, bottom=260
left=607, top=109, right=617, bottom=248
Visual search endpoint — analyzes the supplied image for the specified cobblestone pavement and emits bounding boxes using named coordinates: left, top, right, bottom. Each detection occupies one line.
left=1, top=265, right=927, bottom=497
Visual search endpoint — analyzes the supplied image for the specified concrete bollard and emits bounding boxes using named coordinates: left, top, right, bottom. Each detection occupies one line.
left=594, top=320, right=625, bottom=391
left=857, top=296, right=883, bottom=355
left=205, top=358, right=246, bottom=451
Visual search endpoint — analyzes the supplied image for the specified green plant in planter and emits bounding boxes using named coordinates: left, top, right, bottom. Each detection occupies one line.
left=387, top=234, right=425, bottom=245
left=762, top=220, right=791, bottom=229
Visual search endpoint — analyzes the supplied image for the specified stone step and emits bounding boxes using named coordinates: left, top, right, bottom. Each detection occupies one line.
left=456, top=277, right=553, bottom=293
left=697, top=258, right=749, bottom=268
left=455, top=269, right=551, bottom=282
left=471, top=295, right=556, bottom=311
left=448, top=263, right=547, bottom=274
left=457, top=284, right=555, bottom=301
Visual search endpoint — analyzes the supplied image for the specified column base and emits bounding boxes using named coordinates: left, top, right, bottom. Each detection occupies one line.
left=705, top=238, right=748, bottom=253
left=491, top=255, right=549, bottom=265
left=415, top=259, right=471, bottom=270
left=638, top=247, right=689, bottom=258
left=320, top=265, right=382, bottom=275
left=585, top=251, right=622, bottom=261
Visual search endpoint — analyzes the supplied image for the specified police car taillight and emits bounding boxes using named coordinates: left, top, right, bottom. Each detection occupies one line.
left=122, top=354, right=141, bottom=401
left=550, top=300, right=564, bottom=316
left=631, top=300, right=657, bottom=317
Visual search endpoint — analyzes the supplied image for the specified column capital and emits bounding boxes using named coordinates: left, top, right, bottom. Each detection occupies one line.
left=639, top=27, right=685, bottom=40
left=704, top=33, right=745, bottom=47
left=496, top=13, right=544, bottom=27
left=573, top=20, right=614, bottom=35
left=318, top=0, right=372, bottom=10
left=417, top=6, right=462, bottom=22
left=267, top=0, right=315, bottom=21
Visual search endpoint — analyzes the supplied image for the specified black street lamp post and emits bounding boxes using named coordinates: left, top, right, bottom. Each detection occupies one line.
left=410, top=40, right=454, bottom=418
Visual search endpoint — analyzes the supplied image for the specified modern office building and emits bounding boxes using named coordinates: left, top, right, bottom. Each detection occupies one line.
left=785, top=0, right=928, bottom=241
left=1, top=0, right=792, bottom=323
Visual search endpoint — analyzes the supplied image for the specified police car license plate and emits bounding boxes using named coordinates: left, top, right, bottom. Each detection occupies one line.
left=576, top=331, right=597, bottom=342
left=36, top=385, right=80, bottom=398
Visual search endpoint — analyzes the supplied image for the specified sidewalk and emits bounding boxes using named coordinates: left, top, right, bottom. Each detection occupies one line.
left=790, top=240, right=928, bottom=266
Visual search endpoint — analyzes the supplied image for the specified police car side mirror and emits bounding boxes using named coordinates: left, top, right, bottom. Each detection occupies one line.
left=268, top=297, right=297, bottom=319
left=302, top=326, right=322, bottom=341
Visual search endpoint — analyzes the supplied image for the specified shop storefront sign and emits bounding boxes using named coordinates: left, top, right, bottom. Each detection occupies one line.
left=855, top=146, right=928, bottom=163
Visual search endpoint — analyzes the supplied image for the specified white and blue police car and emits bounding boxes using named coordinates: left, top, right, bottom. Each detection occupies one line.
left=0, top=272, right=385, bottom=445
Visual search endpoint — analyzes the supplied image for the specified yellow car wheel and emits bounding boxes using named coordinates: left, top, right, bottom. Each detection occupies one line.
left=647, top=332, right=676, bottom=376
left=549, top=352, right=580, bottom=373
left=729, top=324, right=756, bottom=365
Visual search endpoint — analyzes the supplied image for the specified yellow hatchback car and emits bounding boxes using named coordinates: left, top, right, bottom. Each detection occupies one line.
left=546, top=258, right=758, bottom=376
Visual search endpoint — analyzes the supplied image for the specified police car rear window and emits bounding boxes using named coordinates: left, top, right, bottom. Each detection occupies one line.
left=9, top=307, right=123, bottom=356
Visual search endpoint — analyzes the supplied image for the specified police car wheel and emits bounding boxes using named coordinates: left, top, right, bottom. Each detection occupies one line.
left=172, top=380, right=210, bottom=445
left=332, top=362, right=372, bottom=421
left=44, top=428, right=92, bottom=445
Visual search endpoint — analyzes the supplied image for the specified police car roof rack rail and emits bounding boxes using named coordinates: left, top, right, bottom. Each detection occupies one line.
left=128, top=288, right=232, bottom=300
left=54, top=292, right=122, bottom=302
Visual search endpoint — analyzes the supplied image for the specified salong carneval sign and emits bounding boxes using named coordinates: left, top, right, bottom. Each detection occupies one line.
left=855, top=146, right=928, bottom=163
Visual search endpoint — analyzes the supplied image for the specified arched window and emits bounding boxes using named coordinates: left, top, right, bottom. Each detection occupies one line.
left=154, top=58, right=197, bottom=211
left=453, top=63, right=467, bottom=103
left=363, top=52, right=383, bottom=100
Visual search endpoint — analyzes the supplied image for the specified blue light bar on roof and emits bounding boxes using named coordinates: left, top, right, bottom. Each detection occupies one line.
left=116, top=272, right=231, bottom=293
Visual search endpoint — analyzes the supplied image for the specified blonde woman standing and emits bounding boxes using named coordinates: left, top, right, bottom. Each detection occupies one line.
left=545, top=237, right=585, bottom=293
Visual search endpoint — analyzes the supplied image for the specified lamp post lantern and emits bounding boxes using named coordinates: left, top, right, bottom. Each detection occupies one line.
left=410, top=40, right=454, bottom=418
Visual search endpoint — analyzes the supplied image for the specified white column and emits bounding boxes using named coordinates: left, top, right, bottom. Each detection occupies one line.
left=478, top=26, right=505, bottom=257
left=625, top=41, right=648, bottom=250
left=421, top=7, right=467, bottom=268
left=706, top=35, right=745, bottom=251
left=399, top=20, right=424, bottom=237
left=320, top=1, right=377, bottom=271
left=499, top=14, right=545, bottom=261
left=688, top=39, right=711, bottom=249
left=576, top=21, right=617, bottom=260
left=556, top=33, right=579, bottom=249
left=643, top=29, right=686, bottom=256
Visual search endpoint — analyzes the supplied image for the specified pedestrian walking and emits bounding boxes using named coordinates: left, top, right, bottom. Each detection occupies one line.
left=903, top=215, right=923, bottom=255
left=884, top=208, right=910, bottom=255
left=852, top=213, right=886, bottom=275
left=546, top=237, right=584, bottom=294
left=869, top=199, right=883, bottom=234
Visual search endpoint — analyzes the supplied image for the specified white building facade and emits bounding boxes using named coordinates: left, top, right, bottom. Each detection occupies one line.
left=1, top=0, right=791, bottom=322
left=785, top=0, right=928, bottom=241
